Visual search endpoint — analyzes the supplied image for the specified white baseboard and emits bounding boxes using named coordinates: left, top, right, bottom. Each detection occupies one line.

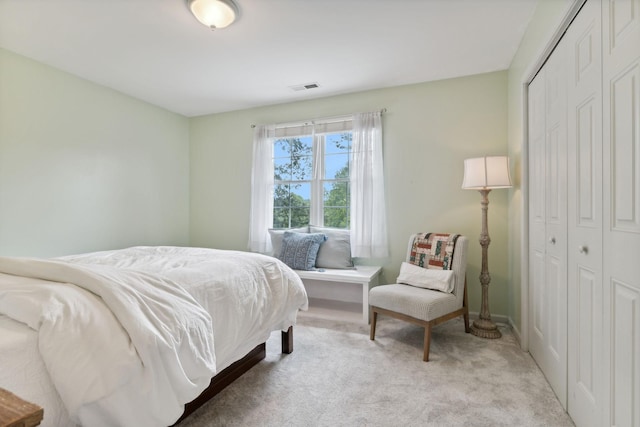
left=468, top=311, right=509, bottom=325
left=468, top=312, right=522, bottom=347
left=509, top=317, right=522, bottom=346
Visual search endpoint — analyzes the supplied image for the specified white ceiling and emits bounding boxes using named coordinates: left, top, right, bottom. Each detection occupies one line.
left=0, top=0, right=538, bottom=117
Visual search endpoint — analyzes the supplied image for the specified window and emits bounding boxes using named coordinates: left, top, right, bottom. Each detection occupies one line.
left=250, top=111, right=388, bottom=257
left=272, top=130, right=352, bottom=229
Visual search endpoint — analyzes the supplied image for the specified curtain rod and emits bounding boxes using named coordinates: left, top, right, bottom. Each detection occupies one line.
left=250, top=108, right=387, bottom=128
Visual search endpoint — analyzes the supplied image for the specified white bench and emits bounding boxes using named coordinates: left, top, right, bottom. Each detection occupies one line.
left=295, top=266, right=382, bottom=323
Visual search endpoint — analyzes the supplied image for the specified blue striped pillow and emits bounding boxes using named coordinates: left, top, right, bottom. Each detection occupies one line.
left=278, top=231, right=327, bottom=270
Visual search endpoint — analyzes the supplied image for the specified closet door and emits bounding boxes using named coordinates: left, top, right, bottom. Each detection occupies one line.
left=528, top=34, right=569, bottom=409
left=602, top=0, right=640, bottom=425
left=528, top=68, right=548, bottom=382
left=566, top=1, right=604, bottom=425
left=544, top=34, right=570, bottom=408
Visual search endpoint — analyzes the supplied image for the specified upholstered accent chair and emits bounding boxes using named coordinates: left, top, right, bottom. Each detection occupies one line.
left=369, top=233, right=470, bottom=361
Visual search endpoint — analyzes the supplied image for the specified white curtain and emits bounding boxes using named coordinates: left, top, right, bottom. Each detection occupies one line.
left=350, top=111, right=389, bottom=258
left=248, top=125, right=275, bottom=253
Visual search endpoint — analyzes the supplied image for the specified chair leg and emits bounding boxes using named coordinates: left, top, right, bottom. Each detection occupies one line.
left=463, top=278, right=471, bottom=333
left=423, top=322, right=432, bottom=362
left=463, top=311, right=470, bottom=333
left=370, top=309, right=377, bottom=341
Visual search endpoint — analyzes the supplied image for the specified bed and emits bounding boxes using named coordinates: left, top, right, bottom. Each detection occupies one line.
left=0, top=246, right=308, bottom=426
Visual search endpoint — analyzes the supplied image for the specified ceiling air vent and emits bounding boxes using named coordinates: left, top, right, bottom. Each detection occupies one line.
left=289, top=82, right=320, bottom=92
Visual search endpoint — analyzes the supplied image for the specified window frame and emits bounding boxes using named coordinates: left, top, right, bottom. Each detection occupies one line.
left=272, top=128, right=352, bottom=229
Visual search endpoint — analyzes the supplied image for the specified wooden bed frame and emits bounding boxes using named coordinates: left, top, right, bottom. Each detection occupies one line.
left=173, top=326, right=293, bottom=424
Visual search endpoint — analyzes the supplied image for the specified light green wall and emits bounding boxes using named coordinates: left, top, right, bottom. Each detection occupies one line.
left=0, top=47, right=515, bottom=318
left=0, top=48, right=190, bottom=256
left=0, top=4, right=583, bottom=325
left=506, top=0, right=574, bottom=333
left=190, top=71, right=511, bottom=317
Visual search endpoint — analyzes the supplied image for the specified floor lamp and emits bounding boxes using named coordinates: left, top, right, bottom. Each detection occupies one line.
left=462, top=156, right=512, bottom=339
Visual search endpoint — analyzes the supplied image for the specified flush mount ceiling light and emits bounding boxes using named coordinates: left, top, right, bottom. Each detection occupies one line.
left=188, top=0, right=239, bottom=30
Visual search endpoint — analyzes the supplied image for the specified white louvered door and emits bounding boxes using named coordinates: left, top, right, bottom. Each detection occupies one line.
left=602, top=0, right=640, bottom=425
left=566, top=1, right=604, bottom=425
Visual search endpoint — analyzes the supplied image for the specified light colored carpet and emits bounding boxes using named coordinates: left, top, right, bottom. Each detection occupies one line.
left=180, top=315, right=574, bottom=427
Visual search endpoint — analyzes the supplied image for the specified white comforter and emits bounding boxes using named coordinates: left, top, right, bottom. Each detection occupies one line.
left=0, top=247, right=308, bottom=427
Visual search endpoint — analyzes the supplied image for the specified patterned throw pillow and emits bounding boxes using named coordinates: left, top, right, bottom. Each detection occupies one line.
left=409, top=233, right=459, bottom=270
left=278, top=231, right=327, bottom=271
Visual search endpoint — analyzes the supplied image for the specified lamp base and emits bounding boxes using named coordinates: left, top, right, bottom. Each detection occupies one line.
left=470, top=318, right=502, bottom=339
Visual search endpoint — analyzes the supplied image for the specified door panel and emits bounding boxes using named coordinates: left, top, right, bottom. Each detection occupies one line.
left=610, top=281, right=640, bottom=427
left=545, top=34, right=569, bottom=408
left=533, top=249, right=546, bottom=339
left=577, top=266, right=596, bottom=391
left=528, top=33, right=569, bottom=410
left=610, top=64, right=640, bottom=232
left=566, top=1, right=604, bottom=425
left=546, top=255, right=563, bottom=360
left=529, top=72, right=548, bottom=371
left=603, top=0, right=640, bottom=425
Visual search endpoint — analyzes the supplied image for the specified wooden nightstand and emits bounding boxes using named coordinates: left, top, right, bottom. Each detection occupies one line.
left=0, top=388, right=43, bottom=427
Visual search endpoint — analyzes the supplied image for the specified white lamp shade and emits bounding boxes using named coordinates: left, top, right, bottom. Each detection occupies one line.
left=462, top=156, right=513, bottom=189
left=189, top=0, right=238, bottom=29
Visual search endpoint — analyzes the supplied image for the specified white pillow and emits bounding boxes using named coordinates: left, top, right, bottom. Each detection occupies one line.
left=396, top=262, right=455, bottom=293
left=309, top=225, right=354, bottom=269
left=268, top=226, right=309, bottom=256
